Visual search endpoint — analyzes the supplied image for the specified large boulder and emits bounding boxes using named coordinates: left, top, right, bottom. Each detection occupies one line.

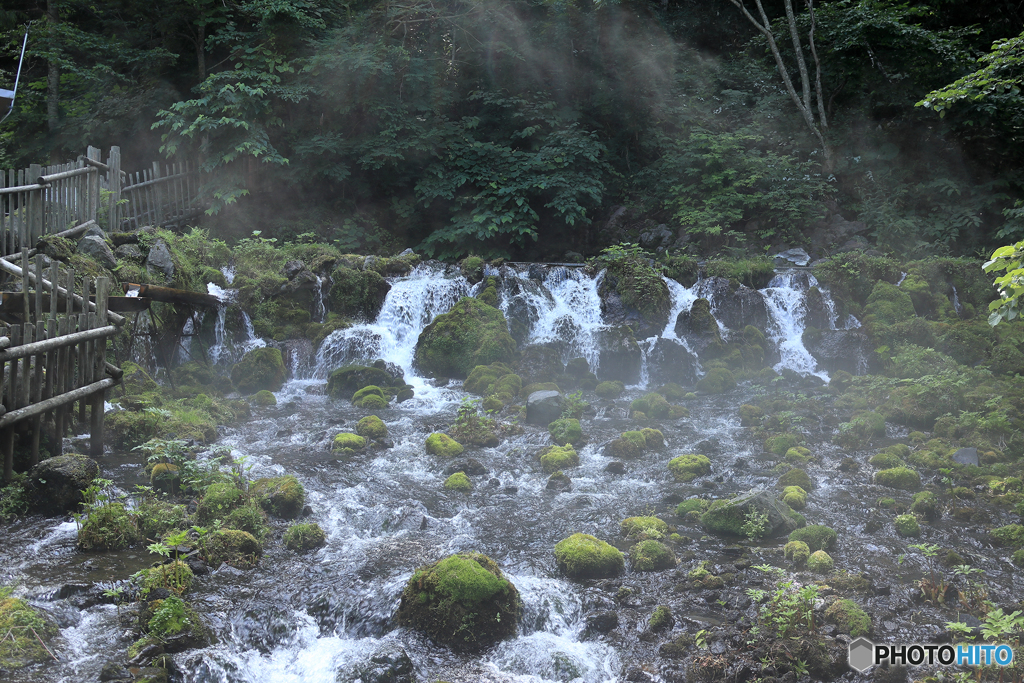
left=599, top=256, right=671, bottom=339
left=517, top=344, right=564, bottom=386
left=696, top=278, right=770, bottom=332
left=596, top=326, right=642, bottom=384
left=327, top=361, right=406, bottom=400
left=77, top=235, right=117, bottom=270
left=645, top=338, right=698, bottom=386
left=414, top=297, right=516, bottom=378
left=803, top=329, right=871, bottom=376
left=674, top=299, right=725, bottom=360
left=396, top=552, right=520, bottom=652
left=699, top=488, right=802, bottom=538
left=526, top=390, right=563, bottom=426
left=145, top=239, right=175, bottom=280
left=28, top=454, right=99, bottom=514
left=230, top=347, right=286, bottom=394
left=329, top=266, right=391, bottom=321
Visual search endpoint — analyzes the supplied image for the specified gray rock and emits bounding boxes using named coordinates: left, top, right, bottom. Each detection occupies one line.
left=363, top=255, right=382, bottom=271
left=804, top=329, right=871, bottom=376
left=773, top=248, right=811, bottom=266
left=596, top=326, right=642, bottom=384
left=526, top=390, right=563, bottom=426
left=84, top=224, right=107, bottom=240
left=952, top=447, right=979, bottom=467
left=76, top=235, right=117, bottom=270
left=546, top=472, right=572, bottom=491
left=28, top=454, right=99, bottom=515
left=646, top=338, right=698, bottom=386
left=145, top=239, right=175, bottom=280
left=344, top=646, right=415, bottom=683
left=518, top=343, right=564, bottom=385
left=114, top=243, right=144, bottom=262
left=639, top=223, right=673, bottom=250
left=398, top=248, right=415, bottom=257
left=699, top=488, right=801, bottom=538
left=444, top=458, right=488, bottom=476
left=587, top=611, right=619, bottom=633
left=283, top=260, right=305, bottom=278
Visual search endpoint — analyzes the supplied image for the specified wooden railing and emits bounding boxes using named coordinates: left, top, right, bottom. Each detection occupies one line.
left=120, top=160, right=202, bottom=230
left=0, top=257, right=124, bottom=480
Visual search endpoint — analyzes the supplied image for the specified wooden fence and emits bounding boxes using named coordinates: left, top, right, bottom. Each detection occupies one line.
left=0, top=256, right=124, bottom=480
left=120, top=160, right=202, bottom=230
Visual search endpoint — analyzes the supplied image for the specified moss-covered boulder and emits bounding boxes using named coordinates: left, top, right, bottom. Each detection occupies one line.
left=620, top=516, right=668, bottom=540
left=668, top=453, right=711, bottom=482
left=630, top=393, right=671, bottom=419
left=196, top=482, right=243, bottom=523
left=251, top=475, right=305, bottom=519
left=329, top=266, right=391, bottom=320
left=326, top=362, right=406, bottom=399
left=824, top=598, right=871, bottom=637
left=629, top=540, right=676, bottom=571
left=553, top=533, right=625, bottom=579
left=396, top=552, right=521, bottom=651
left=894, top=514, right=921, bottom=537
left=864, top=281, right=915, bottom=327
left=548, top=418, right=583, bottom=446
left=538, top=445, right=579, bottom=473
left=27, top=453, right=99, bottom=514
left=150, top=463, right=180, bottom=494
left=135, top=500, right=188, bottom=540
left=106, top=409, right=160, bottom=451
left=784, top=540, right=811, bottom=564
left=443, top=472, right=473, bottom=492
left=595, top=380, right=625, bottom=398
left=78, top=502, right=141, bottom=550
left=781, top=485, right=808, bottom=510
left=252, top=390, right=277, bottom=407
left=874, top=466, right=921, bottom=491
left=414, top=297, right=517, bottom=379
left=697, top=367, right=736, bottom=394
left=0, top=591, right=59, bottom=668
left=700, top=489, right=802, bottom=538
left=137, top=559, right=194, bottom=595
left=204, top=529, right=261, bottom=569
left=910, top=490, right=940, bottom=521
left=739, top=404, right=764, bottom=427
left=788, top=524, right=837, bottom=552
left=230, top=347, right=286, bottom=394
left=807, top=550, right=834, bottom=573
left=333, top=432, right=368, bottom=453
left=426, top=433, right=464, bottom=457
left=777, top=468, right=815, bottom=491
left=990, top=524, right=1024, bottom=547
left=284, top=523, right=326, bottom=551
left=464, top=363, right=520, bottom=397
left=641, top=428, right=665, bottom=449
left=356, top=415, right=389, bottom=440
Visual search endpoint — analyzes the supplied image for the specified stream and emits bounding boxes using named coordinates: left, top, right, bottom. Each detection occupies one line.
left=2, top=263, right=1022, bottom=683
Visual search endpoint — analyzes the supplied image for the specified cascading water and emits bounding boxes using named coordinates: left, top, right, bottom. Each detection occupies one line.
left=761, top=271, right=829, bottom=380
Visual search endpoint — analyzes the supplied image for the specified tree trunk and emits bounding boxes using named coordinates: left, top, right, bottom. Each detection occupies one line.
left=196, top=23, right=206, bottom=80
left=47, top=0, right=60, bottom=163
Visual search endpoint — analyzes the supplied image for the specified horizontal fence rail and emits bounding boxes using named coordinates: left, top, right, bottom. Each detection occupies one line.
left=121, top=160, right=202, bottom=230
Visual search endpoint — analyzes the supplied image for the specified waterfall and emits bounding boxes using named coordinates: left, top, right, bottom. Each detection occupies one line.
left=761, top=271, right=829, bottom=380
left=951, top=285, right=964, bottom=318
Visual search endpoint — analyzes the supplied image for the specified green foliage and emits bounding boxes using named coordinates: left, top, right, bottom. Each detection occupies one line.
left=824, top=599, right=871, bottom=637
left=788, top=525, right=837, bottom=552
left=742, top=508, right=770, bottom=540
left=283, top=522, right=326, bottom=551
left=547, top=419, right=583, bottom=446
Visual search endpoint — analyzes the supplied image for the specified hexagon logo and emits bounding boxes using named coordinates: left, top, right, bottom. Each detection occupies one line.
left=849, top=637, right=876, bottom=672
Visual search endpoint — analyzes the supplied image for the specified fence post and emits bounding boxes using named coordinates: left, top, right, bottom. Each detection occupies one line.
left=107, top=147, right=121, bottom=231
left=87, top=146, right=101, bottom=224
left=90, top=277, right=109, bottom=456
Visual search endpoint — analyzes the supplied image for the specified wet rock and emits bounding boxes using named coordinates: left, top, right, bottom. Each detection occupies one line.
left=700, top=488, right=801, bottom=538
left=586, top=610, right=619, bottom=634
left=130, top=667, right=168, bottom=683
left=952, top=447, right=979, bottom=467
left=145, top=239, right=175, bottom=280
left=443, top=459, right=488, bottom=476
left=773, top=248, right=811, bottom=266
left=488, top=477, right=501, bottom=487
left=98, top=660, right=130, bottom=681
left=518, top=343, right=564, bottom=385
left=114, top=242, right=144, bottom=262
left=639, top=223, right=673, bottom=250
left=27, top=454, right=99, bottom=514
left=547, top=472, right=572, bottom=491
left=645, top=338, right=698, bottom=386
left=526, top=390, right=563, bottom=425
left=342, top=645, right=415, bottom=683
left=804, top=329, right=871, bottom=376
left=605, top=461, right=626, bottom=474
left=283, top=259, right=305, bottom=278
left=77, top=234, right=117, bottom=270
left=414, top=297, right=516, bottom=378
left=596, top=326, right=642, bottom=384
left=702, top=279, right=771, bottom=333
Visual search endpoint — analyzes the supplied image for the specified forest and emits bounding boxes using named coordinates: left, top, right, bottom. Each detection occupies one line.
left=2, top=0, right=1024, bottom=259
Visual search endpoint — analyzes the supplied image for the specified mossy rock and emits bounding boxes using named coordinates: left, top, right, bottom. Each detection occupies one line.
left=284, top=523, right=326, bottom=551
left=135, top=499, right=188, bottom=540
left=781, top=485, right=808, bottom=510
left=1013, top=549, right=1024, bottom=567
left=869, top=451, right=905, bottom=469
left=864, top=281, right=916, bottom=327
left=553, top=533, right=625, bottom=579
left=395, top=552, right=521, bottom=651
left=150, top=463, right=180, bottom=494
left=835, top=411, right=887, bottom=447
left=204, top=529, right=261, bottom=569
left=356, top=415, right=388, bottom=440
left=784, top=540, right=810, bottom=564
left=630, top=393, right=670, bottom=419
left=874, top=466, right=921, bottom=491
left=171, top=360, right=217, bottom=389
left=777, top=468, right=814, bottom=491
left=667, top=453, right=711, bottom=482
left=675, top=497, right=710, bottom=517
left=250, top=475, right=305, bottom=519
left=606, top=433, right=644, bottom=459
left=0, top=593, right=59, bottom=668
left=326, top=364, right=398, bottom=399
left=785, top=446, right=812, bottom=465
left=106, top=409, right=160, bottom=451
left=230, top=347, right=286, bottom=394
left=991, top=524, right=1024, bottom=548
left=636, top=428, right=662, bottom=450
left=824, top=598, right=871, bottom=637
left=548, top=418, right=583, bottom=446
left=355, top=393, right=389, bottom=409
left=521, top=381, right=560, bottom=398
left=121, top=361, right=159, bottom=395
left=329, top=266, right=391, bottom=320
left=909, top=491, right=940, bottom=521
left=464, top=363, right=517, bottom=396
left=629, top=540, right=676, bottom=572
left=787, top=525, right=837, bottom=552
left=196, top=482, right=243, bottom=524
left=333, top=432, right=368, bottom=453
left=620, top=516, right=668, bottom=540
left=696, top=368, right=736, bottom=393
left=138, top=560, right=194, bottom=595
left=414, top=297, right=517, bottom=379
left=538, top=445, right=579, bottom=473
left=894, top=514, right=921, bottom=537
left=444, top=472, right=473, bottom=492
left=699, top=489, right=802, bottom=538
left=251, top=390, right=277, bottom=407
left=595, top=381, right=625, bottom=398
left=739, top=404, right=764, bottom=427
left=765, top=433, right=799, bottom=456
left=426, top=433, right=464, bottom=457
left=807, top=550, right=834, bottom=573
left=78, top=502, right=141, bottom=550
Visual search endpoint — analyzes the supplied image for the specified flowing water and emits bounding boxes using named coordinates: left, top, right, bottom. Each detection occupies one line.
left=6, top=264, right=1017, bottom=683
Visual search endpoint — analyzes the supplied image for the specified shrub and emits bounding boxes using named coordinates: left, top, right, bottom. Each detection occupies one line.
left=548, top=418, right=583, bottom=446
